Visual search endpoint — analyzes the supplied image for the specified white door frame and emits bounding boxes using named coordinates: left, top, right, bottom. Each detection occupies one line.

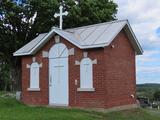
left=49, top=43, right=69, bottom=106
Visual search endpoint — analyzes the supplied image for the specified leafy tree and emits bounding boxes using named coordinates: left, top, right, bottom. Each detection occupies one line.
left=154, top=90, right=160, bottom=101
left=0, top=0, right=117, bottom=91
left=64, top=0, right=117, bottom=28
left=0, top=62, right=11, bottom=91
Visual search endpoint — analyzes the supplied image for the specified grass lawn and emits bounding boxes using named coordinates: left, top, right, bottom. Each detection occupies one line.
left=0, top=98, right=102, bottom=120
left=0, top=94, right=160, bottom=120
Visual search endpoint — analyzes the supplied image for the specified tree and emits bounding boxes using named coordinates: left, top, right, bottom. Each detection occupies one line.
left=0, top=62, right=10, bottom=91
left=64, top=0, right=118, bottom=28
left=154, top=90, right=160, bottom=101
left=0, top=0, right=118, bottom=91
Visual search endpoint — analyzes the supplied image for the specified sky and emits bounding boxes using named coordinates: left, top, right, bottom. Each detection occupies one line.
left=12, top=0, right=160, bottom=84
left=114, top=0, right=160, bottom=84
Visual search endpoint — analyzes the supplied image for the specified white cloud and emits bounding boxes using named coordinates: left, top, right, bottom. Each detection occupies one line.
left=114, top=0, right=160, bottom=83
left=137, top=50, right=160, bottom=63
left=137, top=66, right=160, bottom=74
left=114, top=0, right=160, bottom=44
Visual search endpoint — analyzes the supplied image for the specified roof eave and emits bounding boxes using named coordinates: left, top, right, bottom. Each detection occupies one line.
left=13, top=52, right=32, bottom=56
left=124, top=21, right=143, bottom=55
left=13, top=29, right=57, bottom=56
left=13, top=20, right=143, bottom=56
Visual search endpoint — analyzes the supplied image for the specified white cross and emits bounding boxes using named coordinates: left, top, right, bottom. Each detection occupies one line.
left=54, top=5, right=68, bottom=29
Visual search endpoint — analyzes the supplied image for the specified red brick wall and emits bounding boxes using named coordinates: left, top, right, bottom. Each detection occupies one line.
left=104, top=30, right=136, bottom=108
left=21, top=29, right=136, bottom=108
left=21, top=36, right=106, bottom=107
left=72, top=48, right=106, bottom=108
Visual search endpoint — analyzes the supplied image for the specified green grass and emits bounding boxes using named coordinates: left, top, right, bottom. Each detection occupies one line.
left=0, top=98, right=101, bottom=120
left=104, top=108, right=160, bottom=120
left=0, top=93, right=160, bottom=120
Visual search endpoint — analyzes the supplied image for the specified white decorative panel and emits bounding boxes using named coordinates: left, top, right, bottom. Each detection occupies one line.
left=68, top=48, right=74, bottom=55
left=75, top=60, right=80, bottom=65
left=32, top=57, right=36, bottom=62
left=92, top=59, right=97, bottom=64
left=55, top=35, right=60, bottom=43
left=42, top=51, right=49, bottom=58
left=83, top=52, right=88, bottom=58
left=80, top=58, right=93, bottom=88
left=26, top=64, right=31, bottom=68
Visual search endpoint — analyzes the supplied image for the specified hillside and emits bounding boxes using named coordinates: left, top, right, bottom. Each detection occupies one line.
left=136, top=83, right=160, bottom=100
left=137, top=83, right=160, bottom=88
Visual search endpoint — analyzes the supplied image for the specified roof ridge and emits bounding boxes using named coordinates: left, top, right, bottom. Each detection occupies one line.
left=13, top=19, right=143, bottom=56
left=65, top=19, right=128, bottom=31
left=36, top=20, right=128, bottom=35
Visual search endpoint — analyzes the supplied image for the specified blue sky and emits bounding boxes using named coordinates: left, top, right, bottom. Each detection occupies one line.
left=114, top=0, right=160, bottom=84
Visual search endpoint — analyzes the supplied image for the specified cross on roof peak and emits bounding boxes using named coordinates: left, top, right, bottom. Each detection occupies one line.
left=54, top=5, right=68, bottom=29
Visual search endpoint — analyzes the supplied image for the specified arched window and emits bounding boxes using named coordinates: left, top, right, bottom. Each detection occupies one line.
left=80, top=58, right=93, bottom=88
left=49, top=43, right=68, bottom=58
left=30, top=62, right=40, bottom=89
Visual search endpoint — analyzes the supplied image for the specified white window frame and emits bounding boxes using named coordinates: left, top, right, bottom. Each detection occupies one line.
left=78, top=58, right=95, bottom=92
left=27, top=62, right=40, bottom=91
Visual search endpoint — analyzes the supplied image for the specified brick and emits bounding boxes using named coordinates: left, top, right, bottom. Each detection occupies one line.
left=21, top=29, right=136, bottom=108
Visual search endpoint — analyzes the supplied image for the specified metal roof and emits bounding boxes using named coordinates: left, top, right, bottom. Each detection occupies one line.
left=13, top=20, right=143, bottom=56
left=14, top=33, right=48, bottom=55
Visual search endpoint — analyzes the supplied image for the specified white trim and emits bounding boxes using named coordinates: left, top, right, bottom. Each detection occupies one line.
left=49, top=103, right=68, bottom=107
left=29, top=29, right=55, bottom=55
left=13, top=28, right=56, bottom=56
left=77, top=88, right=95, bottom=92
left=27, top=88, right=40, bottom=91
left=80, top=58, right=93, bottom=88
left=14, top=52, right=31, bottom=56
left=42, top=51, right=49, bottom=58
left=125, top=22, right=143, bottom=54
left=68, top=48, right=74, bottom=55
left=30, top=62, right=40, bottom=89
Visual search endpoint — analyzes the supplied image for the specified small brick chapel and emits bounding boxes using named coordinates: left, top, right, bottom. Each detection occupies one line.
left=14, top=19, right=143, bottom=109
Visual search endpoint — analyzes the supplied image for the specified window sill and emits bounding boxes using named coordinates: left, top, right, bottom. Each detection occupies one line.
left=77, top=88, right=95, bottom=92
left=27, top=88, right=40, bottom=91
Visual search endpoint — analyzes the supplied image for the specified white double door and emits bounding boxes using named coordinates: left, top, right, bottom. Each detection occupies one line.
left=49, top=57, right=68, bottom=106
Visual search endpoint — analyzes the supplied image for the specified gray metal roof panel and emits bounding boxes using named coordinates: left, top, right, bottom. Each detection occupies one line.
left=94, top=21, right=126, bottom=45
left=13, top=20, right=143, bottom=56
left=66, top=20, right=127, bottom=46
left=13, top=33, right=47, bottom=55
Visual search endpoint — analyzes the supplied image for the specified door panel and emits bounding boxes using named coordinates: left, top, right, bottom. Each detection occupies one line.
left=49, top=58, right=68, bottom=105
left=49, top=43, right=69, bottom=106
